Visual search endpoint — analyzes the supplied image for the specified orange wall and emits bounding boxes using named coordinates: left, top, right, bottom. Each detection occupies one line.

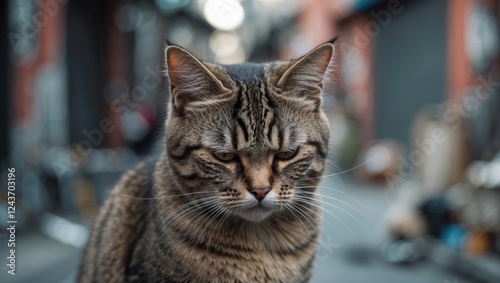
left=447, top=0, right=498, bottom=101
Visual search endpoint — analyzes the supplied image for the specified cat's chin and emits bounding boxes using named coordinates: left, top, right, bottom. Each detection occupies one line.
left=236, top=206, right=274, bottom=222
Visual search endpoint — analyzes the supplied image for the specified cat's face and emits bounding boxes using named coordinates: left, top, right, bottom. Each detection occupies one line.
left=165, top=41, right=333, bottom=222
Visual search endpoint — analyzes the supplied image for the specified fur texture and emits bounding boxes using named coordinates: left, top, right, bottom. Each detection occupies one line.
left=78, top=40, right=335, bottom=283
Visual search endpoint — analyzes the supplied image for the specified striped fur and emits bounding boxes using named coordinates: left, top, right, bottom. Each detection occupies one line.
left=79, top=40, right=335, bottom=283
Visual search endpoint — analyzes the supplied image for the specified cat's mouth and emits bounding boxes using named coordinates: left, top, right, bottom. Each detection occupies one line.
left=237, top=205, right=274, bottom=222
left=238, top=204, right=273, bottom=222
left=226, top=189, right=279, bottom=221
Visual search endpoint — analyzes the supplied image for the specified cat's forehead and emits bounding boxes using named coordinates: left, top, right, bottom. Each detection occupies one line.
left=221, top=63, right=267, bottom=84
left=201, top=62, right=307, bottom=155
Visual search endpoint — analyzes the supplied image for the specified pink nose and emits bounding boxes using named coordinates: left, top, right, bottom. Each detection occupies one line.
left=248, top=187, right=271, bottom=201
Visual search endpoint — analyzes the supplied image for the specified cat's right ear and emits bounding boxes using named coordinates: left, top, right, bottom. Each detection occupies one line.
left=165, top=45, right=228, bottom=111
left=276, top=42, right=334, bottom=96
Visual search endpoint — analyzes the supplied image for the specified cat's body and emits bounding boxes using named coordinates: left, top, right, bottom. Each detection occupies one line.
left=79, top=40, right=335, bottom=283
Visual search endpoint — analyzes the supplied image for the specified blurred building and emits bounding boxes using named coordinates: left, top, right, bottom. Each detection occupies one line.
left=4, top=0, right=303, bottom=230
left=297, top=0, right=499, bottom=145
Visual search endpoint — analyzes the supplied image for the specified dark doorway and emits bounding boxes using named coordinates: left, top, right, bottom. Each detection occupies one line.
left=373, top=0, right=447, bottom=145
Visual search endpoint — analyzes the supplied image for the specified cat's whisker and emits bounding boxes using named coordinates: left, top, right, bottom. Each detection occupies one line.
left=281, top=203, right=308, bottom=231
left=290, top=201, right=352, bottom=252
left=298, top=191, right=367, bottom=218
left=324, top=159, right=339, bottom=167
left=288, top=202, right=320, bottom=230
left=300, top=153, right=380, bottom=180
left=139, top=203, right=201, bottom=281
left=323, top=160, right=349, bottom=183
left=295, top=194, right=372, bottom=236
left=291, top=200, right=358, bottom=258
left=299, top=194, right=367, bottom=221
left=295, top=185, right=370, bottom=209
left=204, top=207, right=230, bottom=250
left=169, top=200, right=221, bottom=241
left=198, top=209, right=231, bottom=270
left=156, top=197, right=219, bottom=236
left=291, top=201, right=333, bottom=232
left=180, top=203, right=225, bottom=272
left=188, top=205, right=227, bottom=270
left=288, top=201, right=348, bottom=247
left=161, top=200, right=223, bottom=271
left=155, top=198, right=220, bottom=249
left=140, top=197, right=220, bottom=281
left=185, top=204, right=223, bottom=247
left=292, top=196, right=355, bottom=237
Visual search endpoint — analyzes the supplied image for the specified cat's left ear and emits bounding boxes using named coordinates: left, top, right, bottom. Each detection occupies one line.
left=276, top=39, right=335, bottom=98
left=165, top=45, right=229, bottom=111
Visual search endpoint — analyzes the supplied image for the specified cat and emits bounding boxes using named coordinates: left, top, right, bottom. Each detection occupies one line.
left=78, top=37, right=336, bottom=283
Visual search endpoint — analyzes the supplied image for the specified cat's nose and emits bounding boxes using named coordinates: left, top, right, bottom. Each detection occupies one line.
left=248, top=187, right=271, bottom=202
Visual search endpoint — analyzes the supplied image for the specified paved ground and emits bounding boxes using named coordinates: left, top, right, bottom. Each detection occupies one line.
left=1, top=175, right=474, bottom=283
left=310, top=177, right=471, bottom=283
left=0, top=231, right=81, bottom=283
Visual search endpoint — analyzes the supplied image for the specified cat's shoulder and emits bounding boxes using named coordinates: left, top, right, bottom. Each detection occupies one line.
left=106, top=158, right=157, bottom=202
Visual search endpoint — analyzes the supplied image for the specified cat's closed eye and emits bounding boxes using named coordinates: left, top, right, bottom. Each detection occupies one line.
left=212, top=152, right=236, bottom=162
left=212, top=148, right=300, bottom=163
left=275, top=148, right=299, bottom=160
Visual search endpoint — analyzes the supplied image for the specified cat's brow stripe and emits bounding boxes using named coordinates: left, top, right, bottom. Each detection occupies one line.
left=236, top=118, right=249, bottom=141
left=168, top=145, right=202, bottom=160
left=267, top=115, right=277, bottom=142
left=194, top=158, right=228, bottom=175
left=171, top=168, right=203, bottom=181
left=286, top=156, right=315, bottom=169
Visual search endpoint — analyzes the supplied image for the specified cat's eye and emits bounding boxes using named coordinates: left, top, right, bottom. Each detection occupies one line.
left=276, top=148, right=299, bottom=160
left=213, top=152, right=236, bottom=162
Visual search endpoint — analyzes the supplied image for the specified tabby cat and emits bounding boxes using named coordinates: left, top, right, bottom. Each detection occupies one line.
left=78, top=37, right=336, bottom=283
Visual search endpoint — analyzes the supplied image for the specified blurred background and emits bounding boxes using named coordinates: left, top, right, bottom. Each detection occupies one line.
left=1, top=0, right=500, bottom=282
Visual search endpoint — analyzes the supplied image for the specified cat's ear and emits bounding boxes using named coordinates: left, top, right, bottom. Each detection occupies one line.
left=165, top=45, right=228, bottom=111
left=276, top=41, right=334, bottom=98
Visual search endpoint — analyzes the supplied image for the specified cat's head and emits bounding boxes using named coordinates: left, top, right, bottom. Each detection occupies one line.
left=164, top=39, right=335, bottom=222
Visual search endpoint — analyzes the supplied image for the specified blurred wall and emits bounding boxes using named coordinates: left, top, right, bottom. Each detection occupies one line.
left=374, top=0, right=447, bottom=144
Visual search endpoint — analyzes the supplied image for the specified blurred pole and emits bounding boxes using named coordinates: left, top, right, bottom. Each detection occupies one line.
left=37, top=0, right=65, bottom=66
left=296, top=0, right=339, bottom=52
left=12, top=0, right=66, bottom=124
left=447, top=0, right=499, bottom=101
left=447, top=0, right=473, bottom=102
left=12, top=27, right=34, bottom=126
left=0, top=0, right=8, bottom=162
left=338, top=15, right=375, bottom=141
left=105, top=0, right=126, bottom=148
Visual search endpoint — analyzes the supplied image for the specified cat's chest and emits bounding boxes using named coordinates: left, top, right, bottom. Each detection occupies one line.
left=159, top=228, right=319, bottom=283
left=181, top=248, right=314, bottom=283
left=148, top=201, right=321, bottom=282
